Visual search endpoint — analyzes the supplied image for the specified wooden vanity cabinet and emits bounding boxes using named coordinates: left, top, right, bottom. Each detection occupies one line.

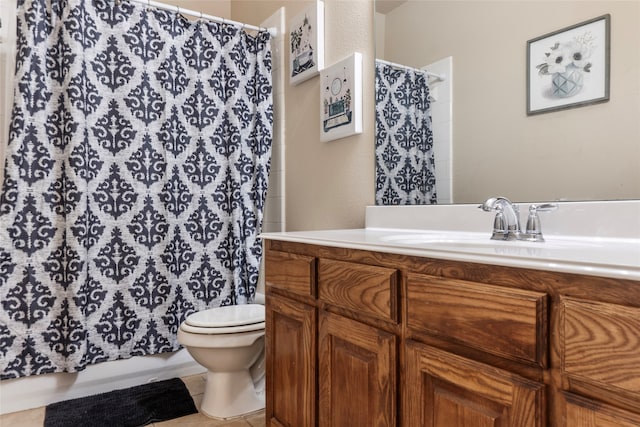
left=562, top=392, right=640, bottom=427
left=404, top=341, right=545, bottom=427
left=317, top=258, right=399, bottom=427
left=264, top=250, right=316, bottom=427
left=318, top=311, right=396, bottom=427
left=558, top=297, right=640, bottom=426
left=265, top=245, right=399, bottom=427
left=404, top=273, right=548, bottom=427
left=264, top=239, right=640, bottom=427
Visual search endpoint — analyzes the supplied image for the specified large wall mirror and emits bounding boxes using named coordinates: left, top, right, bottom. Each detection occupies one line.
left=375, top=0, right=640, bottom=205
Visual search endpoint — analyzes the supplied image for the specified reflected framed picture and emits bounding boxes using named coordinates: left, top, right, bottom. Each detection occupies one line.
left=289, top=0, right=324, bottom=85
left=527, top=14, right=610, bottom=115
left=320, top=52, right=363, bottom=142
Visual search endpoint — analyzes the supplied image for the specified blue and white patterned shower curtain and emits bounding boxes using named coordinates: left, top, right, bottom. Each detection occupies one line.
left=0, top=0, right=272, bottom=379
left=375, top=60, right=436, bottom=205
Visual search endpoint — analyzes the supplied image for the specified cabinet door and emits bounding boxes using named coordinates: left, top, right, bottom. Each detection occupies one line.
left=318, top=311, right=396, bottom=427
left=563, top=392, right=640, bottom=427
left=404, top=341, right=545, bottom=427
left=560, top=297, right=640, bottom=406
left=266, top=295, right=316, bottom=427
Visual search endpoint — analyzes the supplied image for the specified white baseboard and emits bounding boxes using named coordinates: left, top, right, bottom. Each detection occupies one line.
left=0, top=349, right=205, bottom=415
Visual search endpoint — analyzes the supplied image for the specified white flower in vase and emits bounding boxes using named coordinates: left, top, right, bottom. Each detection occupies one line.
left=536, top=31, right=594, bottom=98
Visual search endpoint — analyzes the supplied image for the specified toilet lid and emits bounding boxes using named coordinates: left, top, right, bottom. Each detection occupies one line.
left=185, top=304, right=265, bottom=328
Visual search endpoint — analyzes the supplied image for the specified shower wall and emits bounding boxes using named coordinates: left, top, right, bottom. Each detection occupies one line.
left=427, top=56, right=453, bottom=204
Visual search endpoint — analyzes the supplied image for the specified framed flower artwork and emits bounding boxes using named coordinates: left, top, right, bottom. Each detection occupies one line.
left=289, top=0, right=324, bottom=85
left=320, top=52, right=363, bottom=142
left=527, top=14, right=610, bottom=115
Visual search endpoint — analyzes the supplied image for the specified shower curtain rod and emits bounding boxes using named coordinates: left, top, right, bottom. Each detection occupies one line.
left=376, top=59, right=446, bottom=82
left=125, top=0, right=277, bottom=36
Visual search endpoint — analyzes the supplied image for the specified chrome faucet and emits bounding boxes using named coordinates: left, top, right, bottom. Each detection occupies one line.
left=478, top=197, right=522, bottom=240
left=479, top=197, right=558, bottom=242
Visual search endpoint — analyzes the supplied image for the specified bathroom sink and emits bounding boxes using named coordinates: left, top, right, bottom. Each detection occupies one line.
left=378, top=232, right=486, bottom=245
left=377, top=231, right=605, bottom=250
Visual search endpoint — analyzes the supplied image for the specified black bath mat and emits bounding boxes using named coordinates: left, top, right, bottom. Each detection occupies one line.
left=44, top=378, right=198, bottom=427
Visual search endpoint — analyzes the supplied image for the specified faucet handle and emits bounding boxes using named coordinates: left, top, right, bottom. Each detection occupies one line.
left=529, top=203, right=558, bottom=213
left=524, top=203, right=558, bottom=241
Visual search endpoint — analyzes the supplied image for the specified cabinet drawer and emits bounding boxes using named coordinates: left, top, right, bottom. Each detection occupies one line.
left=318, top=258, right=398, bottom=322
left=561, top=297, right=640, bottom=397
left=265, top=250, right=315, bottom=297
left=407, top=273, right=548, bottom=366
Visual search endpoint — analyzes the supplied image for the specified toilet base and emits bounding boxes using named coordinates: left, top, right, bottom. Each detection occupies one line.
left=200, top=369, right=265, bottom=420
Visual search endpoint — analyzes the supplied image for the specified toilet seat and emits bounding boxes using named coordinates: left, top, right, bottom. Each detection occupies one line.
left=181, top=304, right=265, bottom=335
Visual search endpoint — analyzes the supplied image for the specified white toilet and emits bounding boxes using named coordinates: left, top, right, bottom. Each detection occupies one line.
left=177, top=297, right=266, bottom=420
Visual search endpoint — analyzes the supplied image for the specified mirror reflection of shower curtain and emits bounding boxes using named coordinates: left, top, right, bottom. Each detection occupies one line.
left=375, top=60, right=437, bottom=205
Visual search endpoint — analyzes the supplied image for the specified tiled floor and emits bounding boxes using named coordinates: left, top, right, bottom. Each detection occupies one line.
left=0, top=374, right=265, bottom=427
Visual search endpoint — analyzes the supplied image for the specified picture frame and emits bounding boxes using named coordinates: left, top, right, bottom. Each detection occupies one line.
left=527, top=14, right=610, bottom=115
left=289, top=0, right=324, bottom=85
left=320, top=52, right=363, bottom=142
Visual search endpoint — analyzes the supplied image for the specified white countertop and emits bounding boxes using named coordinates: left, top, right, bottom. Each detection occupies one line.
left=262, top=201, right=640, bottom=281
left=261, top=228, right=640, bottom=281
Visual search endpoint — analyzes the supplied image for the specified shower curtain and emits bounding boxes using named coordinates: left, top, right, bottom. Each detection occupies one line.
left=0, top=0, right=272, bottom=379
left=375, top=60, right=437, bottom=205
